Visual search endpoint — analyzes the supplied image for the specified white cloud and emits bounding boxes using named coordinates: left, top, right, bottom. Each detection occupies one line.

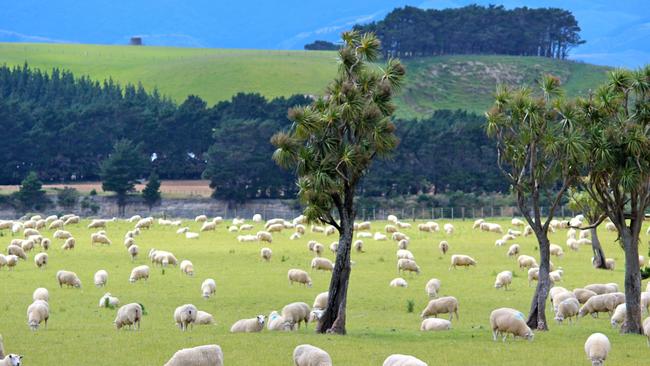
left=0, top=29, right=72, bottom=43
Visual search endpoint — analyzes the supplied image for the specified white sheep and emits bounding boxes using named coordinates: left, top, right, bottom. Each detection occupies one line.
left=94, top=270, right=108, bottom=287
left=389, top=277, right=408, bottom=288
left=494, top=271, right=513, bottom=290
left=573, top=288, right=598, bottom=304
left=507, top=244, right=520, bottom=257
left=584, top=333, right=610, bottom=366
left=56, top=270, right=81, bottom=288
left=549, top=244, right=564, bottom=257
left=282, top=302, right=310, bottom=329
left=489, top=307, right=533, bottom=342
left=91, top=233, right=111, bottom=246
left=443, top=223, right=454, bottom=235
left=578, top=294, right=619, bottom=318
left=257, top=231, right=273, bottom=243
left=33, top=252, right=48, bottom=269
left=180, top=260, right=195, bottom=276
left=555, top=298, right=579, bottom=324
left=267, top=311, right=293, bottom=331
left=396, top=249, right=414, bottom=260
left=288, top=269, right=312, bottom=287
left=374, top=232, right=388, bottom=241
left=237, top=234, right=258, bottom=242
left=644, top=317, right=650, bottom=347
left=32, top=288, right=49, bottom=302
left=397, top=258, right=420, bottom=275
left=585, top=283, right=618, bottom=295
left=293, top=344, right=332, bottom=366
left=27, top=300, right=49, bottom=330
left=517, top=255, right=538, bottom=269
left=313, top=292, right=328, bottom=310
left=0, top=354, right=23, bottom=366
left=61, top=237, right=75, bottom=250
left=6, top=245, right=26, bottom=260
left=163, top=345, right=223, bottom=366
left=230, top=315, right=265, bottom=333
left=420, top=296, right=459, bottom=320
left=511, top=218, right=525, bottom=227
left=128, top=244, right=139, bottom=261
left=201, top=278, right=216, bottom=299
left=260, top=247, right=272, bottom=262
left=4, top=255, right=18, bottom=270
left=354, top=240, right=363, bottom=253
left=311, top=257, right=334, bottom=271
left=425, top=278, right=441, bottom=298
left=290, top=232, right=302, bottom=241
left=129, top=265, right=150, bottom=283
left=610, top=303, right=627, bottom=328
left=449, top=254, right=476, bottom=270
left=99, top=293, right=120, bottom=308
left=114, top=303, right=143, bottom=330
left=185, top=232, right=200, bottom=239
left=383, top=354, right=428, bottom=366
left=420, top=318, right=451, bottom=331
left=174, top=304, right=198, bottom=331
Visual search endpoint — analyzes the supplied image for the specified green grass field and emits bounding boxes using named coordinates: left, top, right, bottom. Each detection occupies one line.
left=0, top=43, right=611, bottom=119
left=1, top=218, right=648, bottom=365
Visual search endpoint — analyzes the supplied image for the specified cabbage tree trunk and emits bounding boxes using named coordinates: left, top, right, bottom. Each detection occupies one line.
left=621, top=229, right=643, bottom=334
left=590, top=227, right=608, bottom=270
left=526, top=228, right=550, bottom=330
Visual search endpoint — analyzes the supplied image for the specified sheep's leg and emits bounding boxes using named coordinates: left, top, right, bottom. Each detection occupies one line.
left=492, top=329, right=498, bottom=341
left=455, top=310, right=459, bottom=320
left=502, top=333, right=507, bottom=342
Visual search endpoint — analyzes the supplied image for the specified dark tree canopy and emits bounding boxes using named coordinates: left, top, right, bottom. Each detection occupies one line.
left=14, top=171, right=49, bottom=211
left=100, top=139, right=147, bottom=213
left=142, top=171, right=162, bottom=209
left=355, top=5, right=584, bottom=59
left=304, top=40, right=340, bottom=51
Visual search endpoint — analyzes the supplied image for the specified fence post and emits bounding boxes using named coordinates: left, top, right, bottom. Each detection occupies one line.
left=491, top=206, right=494, bottom=218
left=462, top=207, right=465, bottom=221
left=412, top=207, right=415, bottom=221
left=451, top=207, right=454, bottom=220
left=373, top=207, right=376, bottom=221
left=431, top=208, right=434, bottom=219
left=561, top=206, right=565, bottom=219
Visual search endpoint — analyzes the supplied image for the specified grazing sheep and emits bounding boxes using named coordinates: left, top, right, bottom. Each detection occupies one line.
left=550, top=269, right=564, bottom=284
left=176, top=227, right=189, bottom=235
left=99, top=293, right=120, bottom=308
left=603, top=258, right=615, bottom=270
left=392, top=232, right=409, bottom=242
left=527, top=268, right=539, bottom=287
left=256, top=231, right=273, bottom=243
left=267, top=311, right=293, bottom=331
left=290, top=233, right=302, bottom=241
left=230, top=315, right=265, bottom=333
left=579, top=294, right=619, bottom=318
left=438, top=241, right=449, bottom=255
left=383, top=354, right=427, bottom=366
left=398, top=258, right=420, bottom=275
left=385, top=224, right=398, bottom=233
left=163, top=345, right=224, bottom=366
left=354, top=240, right=363, bottom=253
left=420, top=296, right=459, bottom=320
left=4, top=255, right=18, bottom=270
left=61, top=237, right=75, bottom=250
left=56, top=270, right=81, bottom=288
left=449, top=254, right=476, bottom=270
left=27, top=300, right=49, bottom=330
left=610, top=303, right=627, bottom=328
left=511, top=218, right=525, bottom=227
left=0, top=354, right=23, bottom=366
left=180, top=260, right=195, bottom=276
left=33, top=288, right=49, bottom=302
left=549, top=244, right=564, bottom=257
left=473, top=219, right=485, bottom=229
left=555, top=298, right=580, bottom=324
left=374, top=232, right=388, bottom=241
left=6, top=245, right=26, bottom=260
left=91, top=233, right=111, bottom=246
left=396, top=249, right=414, bottom=260
left=293, top=344, right=332, bottom=366
left=129, top=265, right=150, bottom=283
left=174, top=304, right=198, bottom=331
left=494, top=271, right=513, bottom=290
left=23, top=228, right=39, bottom=238
left=260, top=247, right=272, bottom=262
left=94, top=270, right=108, bottom=287
left=282, top=302, right=310, bottom=329
left=312, top=243, right=325, bottom=257
left=313, top=292, right=328, bottom=310
left=425, top=278, right=441, bottom=298
left=356, top=231, right=372, bottom=238
left=63, top=216, right=79, bottom=226
left=201, top=279, right=216, bottom=299
left=584, top=333, right=610, bottom=366
left=389, top=278, right=408, bottom=288
left=237, top=234, right=258, bottom=243
left=517, top=255, right=538, bottom=270
left=311, top=257, right=334, bottom=271
left=443, top=223, right=454, bottom=235
left=41, top=238, right=50, bottom=251
left=585, top=283, right=618, bottom=295
left=644, top=317, right=650, bottom=347
left=200, top=222, right=216, bottom=232
left=573, top=288, right=598, bottom=304
left=325, top=226, right=336, bottom=236
left=494, top=239, right=506, bottom=247
left=267, top=224, right=284, bottom=233
left=114, top=303, right=143, bottom=330
left=506, top=244, right=520, bottom=258
left=420, top=318, right=451, bottom=331
left=128, top=244, right=139, bottom=261
left=288, top=269, right=312, bottom=287
left=194, top=215, right=208, bottom=223
left=34, top=252, right=48, bottom=269
left=489, top=307, right=534, bottom=342
left=185, top=232, right=199, bottom=239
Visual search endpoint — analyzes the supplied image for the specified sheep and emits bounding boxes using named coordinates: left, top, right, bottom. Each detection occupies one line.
left=260, top=247, right=272, bottom=262
left=390, top=278, right=408, bottom=288
left=6, top=245, right=26, bottom=260
left=23, top=228, right=39, bottom=238
left=425, top=278, right=441, bottom=298
left=61, top=237, right=75, bottom=250
left=91, top=233, right=111, bottom=246
left=34, top=252, right=48, bottom=269
left=230, top=315, right=265, bottom=333
left=489, top=307, right=534, bottom=342
left=449, top=254, right=476, bottom=270
left=382, top=354, right=427, bottom=366
left=550, top=269, right=564, bottom=284
left=523, top=225, right=534, bottom=236
left=94, top=270, right=108, bottom=287
left=501, top=234, right=516, bottom=241
left=27, top=300, right=49, bottom=330
left=573, top=288, right=598, bottom=304
left=174, top=304, right=198, bottom=331
left=180, top=260, right=194, bottom=276
left=257, top=231, right=273, bottom=243
left=295, top=225, right=306, bottom=235
left=397, top=222, right=412, bottom=229
left=494, top=271, right=513, bottom=290
left=290, top=233, right=302, bottom=241
left=604, top=222, right=616, bottom=232
left=374, top=232, right=388, bottom=241
left=354, top=240, right=363, bottom=253
left=549, top=244, right=564, bottom=257
left=312, top=243, right=324, bottom=257
left=151, top=250, right=178, bottom=267
left=20, top=238, right=35, bottom=252
left=396, top=249, right=414, bottom=260
left=494, top=239, right=506, bottom=247
left=282, top=302, right=310, bottom=329
left=420, top=318, right=451, bottom=331
left=0, top=254, right=6, bottom=270
left=4, top=255, right=18, bottom=270
left=311, top=257, right=334, bottom=271
left=114, top=303, right=143, bottom=330
left=584, top=333, right=610, bottom=366
left=0, top=354, right=23, bottom=366
left=56, top=270, right=81, bottom=288
left=267, top=311, right=293, bottom=331
left=127, top=244, right=139, bottom=261
left=200, top=222, right=216, bottom=232
left=392, top=232, right=409, bottom=242
left=288, top=269, right=312, bottom=287
left=506, top=244, right=520, bottom=258
left=443, top=223, right=454, bottom=235
left=644, top=317, right=650, bottom=347
left=128, top=215, right=142, bottom=223
left=329, top=242, right=339, bottom=253
left=267, top=224, right=284, bottom=233
left=579, top=294, right=619, bottom=318
left=310, top=225, right=325, bottom=233
left=578, top=238, right=592, bottom=246
left=398, top=258, right=420, bottom=275
left=356, top=231, right=372, bottom=238
left=129, top=265, right=150, bottom=283
left=99, top=293, right=120, bottom=308
left=472, top=219, right=485, bottom=229
left=237, top=234, right=258, bottom=243
left=194, top=215, right=208, bottom=223
left=41, top=238, right=50, bottom=251
left=163, top=345, right=224, bottom=366
left=325, top=226, right=336, bottom=236
left=610, top=303, right=627, bottom=328
left=603, top=258, right=615, bottom=270
left=293, top=344, right=332, bottom=366
left=439, top=241, right=449, bottom=255
left=176, top=227, right=189, bottom=235
left=511, top=218, right=525, bottom=227
left=517, top=255, right=538, bottom=270
left=555, top=298, right=579, bottom=324
left=33, top=288, right=49, bottom=302
left=313, top=292, right=328, bottom=310
left=527, top=268, right=539, bottom=287
left=63, top=216, right=79, bottom=226
left=200, top=278, right=216, bottom=299
left=566, top=238, right=580, bottom=251
left=186, top=231, right=200, bottom=239
left=358, top=221, right=371, bottom=230
left=642, top=292, right=650, bottom=313
left=585, top=283, right=618, bottom=295
left=420, top=296, right=459, bottom=320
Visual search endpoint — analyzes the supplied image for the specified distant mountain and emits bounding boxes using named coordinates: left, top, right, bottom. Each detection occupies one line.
left=0, top=1, right=647, bottom=67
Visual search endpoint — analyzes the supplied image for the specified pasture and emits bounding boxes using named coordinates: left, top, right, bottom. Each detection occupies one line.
left=0, top=217, right=648, bottom=365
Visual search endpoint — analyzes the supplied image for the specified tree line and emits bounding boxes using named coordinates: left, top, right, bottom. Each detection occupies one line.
left=353, top=5, right=584, bottom=59
left=0, top=64, right=507, bottom=201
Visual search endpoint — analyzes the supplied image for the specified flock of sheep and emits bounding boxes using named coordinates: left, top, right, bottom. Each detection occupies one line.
left=1, top=212, right=650, bottom=365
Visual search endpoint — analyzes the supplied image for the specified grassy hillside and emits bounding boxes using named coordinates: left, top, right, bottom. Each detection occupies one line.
left=0, top=43, right=611, bottom=118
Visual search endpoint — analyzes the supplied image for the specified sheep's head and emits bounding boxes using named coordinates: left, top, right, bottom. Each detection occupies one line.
left=554, top=314, right=564, bottom=324
left=7, top=354, right=22, bottom=366
left=256, top=315, right=266, bottom=326
left=524, top=330, right=534, bottom=341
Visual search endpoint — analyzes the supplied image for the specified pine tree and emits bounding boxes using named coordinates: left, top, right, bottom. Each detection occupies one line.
left=142, top=171, right=162, bottom=210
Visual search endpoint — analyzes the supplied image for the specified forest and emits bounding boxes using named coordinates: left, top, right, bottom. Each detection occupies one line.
left=353, top=5, right=584, bottom=59
left=0, top=64, right=506, bottom=200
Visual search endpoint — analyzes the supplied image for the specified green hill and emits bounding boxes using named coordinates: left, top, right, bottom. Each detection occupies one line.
left=0, top=43, right=611, bottom=118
